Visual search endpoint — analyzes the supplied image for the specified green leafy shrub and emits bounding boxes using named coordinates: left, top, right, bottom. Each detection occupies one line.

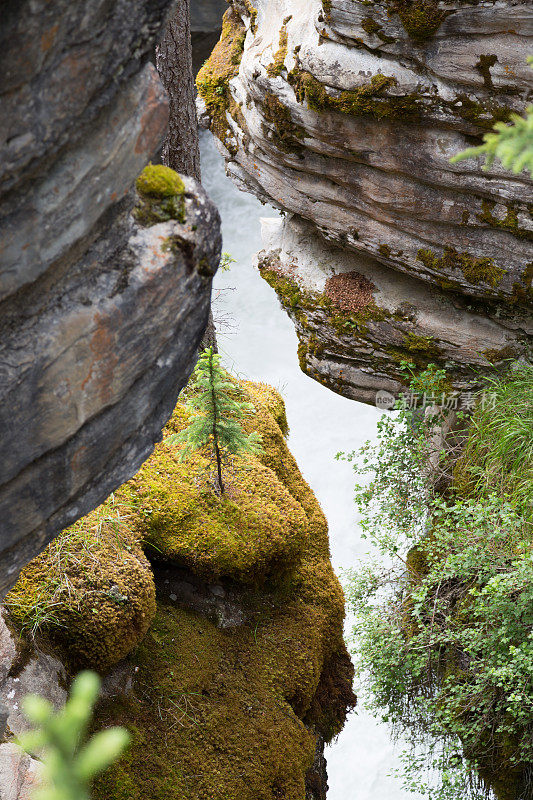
left=341, top=363, right=533, bottom=799
left=20, top=671, right=129, bottom=800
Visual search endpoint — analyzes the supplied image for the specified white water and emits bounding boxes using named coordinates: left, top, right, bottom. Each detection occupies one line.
left=200, top=130, right=422, bottom=800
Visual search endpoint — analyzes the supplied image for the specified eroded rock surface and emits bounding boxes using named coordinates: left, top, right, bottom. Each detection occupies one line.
left=198, top=0, right=532, bottom=401
left=258, top=215, right=532, bottom=402
left=0, top=0, right=221, bottom=597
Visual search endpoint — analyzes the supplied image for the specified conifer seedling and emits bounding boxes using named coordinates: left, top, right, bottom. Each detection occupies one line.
left=167, top=348, right=263, bottom=494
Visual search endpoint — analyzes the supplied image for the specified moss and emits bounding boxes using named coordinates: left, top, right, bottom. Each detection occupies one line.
left=448, top=94, right=512, bottom=132
left=475, top=54, right=498, bottom=90
left=378, top=243, right=392, bottom=257
left=417, top=246, right=506, bottom=288
left=361, top=15, right=396, bottom=43
left=288, top=66, right=422, bottom=122
left=482, top=345, right=519, bottom=365
left=387, top=0, right=447, bottom=41
left=477, top=200, right=533, bottom=242
left=5, top=500, right=156, bottom=673
left=402, top=331, right=441, bottom=359
left=86, top=375, right=354, bottom=800
left=118, top=401, right=309, bottom=585
left=196, top=9, right=246, bottom=152
left=266, top=22, right=290, bottom=78
left=136, top=164, right=185, bottom=198
left=241, top=0, right=258, bottom=32
left=133, top=164, right=186, bottom=227
left=262, top=93, right=305, bottom=155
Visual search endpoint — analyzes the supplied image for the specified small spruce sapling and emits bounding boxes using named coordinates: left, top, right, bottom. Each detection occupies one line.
left=19, top=670, right=129, bottom=800
left=167, top=348, right=263, bottom=494
left=451, top=56, right=533, bottom=176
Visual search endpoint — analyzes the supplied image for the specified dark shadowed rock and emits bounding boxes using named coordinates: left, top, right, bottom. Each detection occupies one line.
left=0, top=0, right=222, bottom=598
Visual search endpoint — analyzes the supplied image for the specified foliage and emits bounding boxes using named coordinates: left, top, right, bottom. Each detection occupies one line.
left=167, top=348, right=263, bottom=494
left=340, top=363, right=533, bottom=799
left=220, top=251, right=236, bottom=271
left=451, top=58, right=533, bottom=177
left=19, top=671, right=129, bottom=800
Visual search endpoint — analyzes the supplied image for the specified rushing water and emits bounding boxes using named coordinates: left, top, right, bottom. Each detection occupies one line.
left=200, top=130, right=422, bottom=800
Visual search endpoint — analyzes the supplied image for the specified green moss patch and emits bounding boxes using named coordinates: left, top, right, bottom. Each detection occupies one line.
left=417, top=246, right=506, bottom=288
left=5, top=500, right=156, bottom=673
left=120, top=400, right=309, bottom=584
left=288, top=67, right=422, bottom=122
left=196, top=9, right=246, bottom=153
left=133, top=164, right=186, bottom=227
left=266, top=21, right=290, bottom=78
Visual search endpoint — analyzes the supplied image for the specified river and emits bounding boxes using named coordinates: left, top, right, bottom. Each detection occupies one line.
left=200, top=130, right=423, bottom=800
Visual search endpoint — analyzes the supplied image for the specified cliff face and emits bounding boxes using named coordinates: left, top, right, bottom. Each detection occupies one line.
left=198, top=0, right=532, bottom=402
left=0, top=0, right=221, bottom=597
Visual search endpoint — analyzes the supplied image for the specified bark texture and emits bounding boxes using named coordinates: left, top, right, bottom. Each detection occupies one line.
left=156, top=0, right=202, bottom=180
left=157, top=0, right=218, bottom=351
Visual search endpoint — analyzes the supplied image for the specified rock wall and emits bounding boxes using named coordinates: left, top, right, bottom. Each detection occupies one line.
left=198, top=0, right=532, bottom=403
left=0, top=0, right=221, bottom=598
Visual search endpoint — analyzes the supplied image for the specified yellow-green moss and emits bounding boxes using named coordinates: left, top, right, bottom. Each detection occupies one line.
left=388, top=0, right=447, bottom=41
left=288, top=67, right=422, bottom=122
left=477, top=200, right=533, bottom=242
left=417, top=246, right=506, bottom=288
left=196, top=9, right=246, bottom=152
left=402, top=331, right=441, bottom=358
left=266, top=21, right=290, bottom=78
left=133, top=164, right=186, bottom=227
left=119, top=403, right=309, bottom=584
left=136, top=164, right=185, bottom=198
left=361, top=15, right=396, bottom=43
left=261, top=93, right=306, bottom=155
left=87, top=377, right=353, bottom=800
left=5, top=500, right=156, bottom=673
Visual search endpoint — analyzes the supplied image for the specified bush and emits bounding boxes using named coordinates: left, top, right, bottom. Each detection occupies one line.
left=341, top=364, right=533, bottom=800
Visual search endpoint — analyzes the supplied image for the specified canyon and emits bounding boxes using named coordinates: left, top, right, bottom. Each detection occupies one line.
left=198, top=0, right=533, bottom=403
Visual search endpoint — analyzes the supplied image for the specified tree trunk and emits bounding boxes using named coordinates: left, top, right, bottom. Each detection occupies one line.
left=156, top=0, right=218, bottom=351
left=156, top=0, right=201, bottom=180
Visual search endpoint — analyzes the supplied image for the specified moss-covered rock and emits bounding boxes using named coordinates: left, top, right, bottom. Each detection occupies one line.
left=7, top=374, right=354, bottom=800
left=5, top=500, right=156, bottom=673
left=88, top=378, right=353, bottom=799
left=133, top=163, right=186, bottom=227
left=196, top=9, right=246, bottom=153
left=115, top=386, right=311, bottom=583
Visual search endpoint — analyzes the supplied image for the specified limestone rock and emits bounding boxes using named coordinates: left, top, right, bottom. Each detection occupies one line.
left=258, top=215, right=531, bottom=403
left=199, top=0, right=532, bottom=401
left=0, top=612, right=66, bottom=740
left=200, top=0, right=533, bottom=303
left=0, top=0, right=222, bottom=598
left=0, top=743, right=43, bottom=800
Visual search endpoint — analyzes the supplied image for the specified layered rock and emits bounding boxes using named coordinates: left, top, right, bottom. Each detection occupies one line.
left=0, top=0, right=221, bottom=597
left=198, top=0, right=532, bottom=402
left=258, top=215, right=531, bottom=402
